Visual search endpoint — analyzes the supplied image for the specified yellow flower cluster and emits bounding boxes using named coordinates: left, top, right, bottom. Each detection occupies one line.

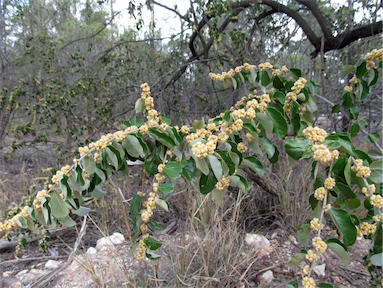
left=258, top=62, right=273, bottom=70
left=291, top=77, right=307, bottom=94
left=215, top=177, right=231, bottom=191
left=33, top=189, right=50, bottom=211
left=209, top=63, right=256, bottom=81
left=0, top=206, right=29, bottom=232
left=136, top=233, right=149, bottom=260
left=314, top=187, right=327, bottom=201
left=358, top=222, right=377, bottom=236
left=114, top=131, right=126, bottom=142
left=139, top=124, right=149, bottom=134
left=191, top=139, right=216, bottom=159
left=365, top=48, right=383, bottom=68
left=155, top=173, right=166, bottom=183
left=303, top=126, right=328, bottom=144
left=370, top=195, right=383, bottom=209
left=344, top=85, right=353, bottom=93
left=141, top=187, right=159, bottom=223
left=79, top=146, right=90, bottom=156
left=305, top=250, right=318, bottom=262
left=373, top=215, right=381, bottom=222
left=51, top=165, right=71, bottom=184
left=237, top=142, right=248, bottom=153
left=310, top=218, right=324, bottom=231
left=303, top=265, right=311, bottom=275
left=324, top=177, right=336, bottom=190
left=284, top=77, right=307, bottom=111
left=312, top=236, right=327, bottom=253
left=302, top=276, right=316, bottom=288
left=312, top=144, right=339, bottom=166
left=349, top=76, right=358, bottom=84
left=94, top=152, right=102, bottom=163
left=351, top=159, right=371, bottom=178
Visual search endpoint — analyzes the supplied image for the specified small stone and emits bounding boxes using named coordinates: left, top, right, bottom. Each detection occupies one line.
left=313, top=263, right=326, bottom=277
left=10, top=281, right=24, bottom=288
left=3, top=271, right=13, bottom=277
left=96, top=232, right=125, bottom=250
left=258, top=270, right=274, bottom=284
left=87, top=247, right=97, bottom=254
left=245, top=233, right=273, bottom=257
left=45, top=260, right=61, bottom=270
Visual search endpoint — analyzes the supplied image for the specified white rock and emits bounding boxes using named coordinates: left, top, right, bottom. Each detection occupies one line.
left=45, top=260, right=61, bottom=270
left=87, top=247, right=97, bottom=254
left=244, top=233, right=273, bottom=257
left=258, top=270, right=274, bottom=284
left=96, top=232, right=125, bottom=250
left=3, top=271, right=13, bottom=277
left=313, top=263, right=326, bottom=277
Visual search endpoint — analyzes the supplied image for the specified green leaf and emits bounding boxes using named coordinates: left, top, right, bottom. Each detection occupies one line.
left=370, top=252, right=383, bottom=266
left=266, top=108, right=288, bottom=138
left=106, top=147, right=120, bottom=170
left=287, top=252, right=306, bottom=268
left=350, top=122, right=360, bottom=137
left=356, top=61, right=367, bottom=78
left=231, top=77, right=237, bottom=89
left=259, top=136, right=275, bottom=160
left=208, top=155, right=222, bottom=180
left=369, top=160, right=383, bottom=184
left=272, top=76, right=284, bottom=89
left=155, top=198, right=169, bottom=212
left=148, top=129, right=175, bottom=148
left=195, top=157, right=210, bottom=175
left=272, top=91, right=285, bottom=103
left=60, top=215, right=77, bottom=227
left=326, top=238, right=350, bottom=264
left=340, top=65, right=356, bottom=77
left=243, top=156, right=265, bottom=177
left=211, top=189, right=225, bottom=205
left=144, top=237, right=162, bottom=251
left=135, top=98, right=145, bottom=114
left=229, top=175, right=248, bottom=192
left=290, top=68, right=302, bottom=78
left=199, top=172, right=217, bottom=194
left=329, top=208, right=357, bottom=247
left=368, top=68, right=379, bottom=86
left=317, top=284, right=333, bottom=288
left=344, top=156, right=352, bottom=186
left=73, top=206, right=91, bottom=216
left=50, top=191, right=70, bottom=219
left=82, top=156, right=95, bottom=174
left=261, top=70, right=271, bottom=86
left=158, top=180, right=174, bottom=196
left=366, top=132, right=380, bottom=143
left=182, top=160, right=196, bottom=180
left=216, top=151, right=236, bottom=175
left=373, top=223, right=382, bottom=254
left=296, top=223, right=311, bottom=246
left=331, top=104, right=341, bottom=113
left=90, top=185, right=107, bottom=199
left=163, top=161, right=182, bottom=179
left=130, top=194, right=142, bottom=216
left=15, top=216, right=28, bottom=228
left=285, top=138, right=312, bottom=160
left=123, top=135, right=145, bottom=158
left=256, top=112, right=273, bottom=133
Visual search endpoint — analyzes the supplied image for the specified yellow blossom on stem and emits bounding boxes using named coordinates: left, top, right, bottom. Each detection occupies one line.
left=312, top=236, right=327, bottom=253
left=302, top=276, right=316, bottom=288
left=306, top=250, right=318, bottom=262
left=370, top=195, right=383, bottom=208
left=324, top=177, right=336, bottom=190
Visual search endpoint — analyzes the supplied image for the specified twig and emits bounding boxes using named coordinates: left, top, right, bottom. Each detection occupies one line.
left=1, top=255, right=67, bottom=266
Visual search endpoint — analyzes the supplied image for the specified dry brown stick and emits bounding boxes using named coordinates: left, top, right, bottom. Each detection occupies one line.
left=1, top=255, right=67, bottom=266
